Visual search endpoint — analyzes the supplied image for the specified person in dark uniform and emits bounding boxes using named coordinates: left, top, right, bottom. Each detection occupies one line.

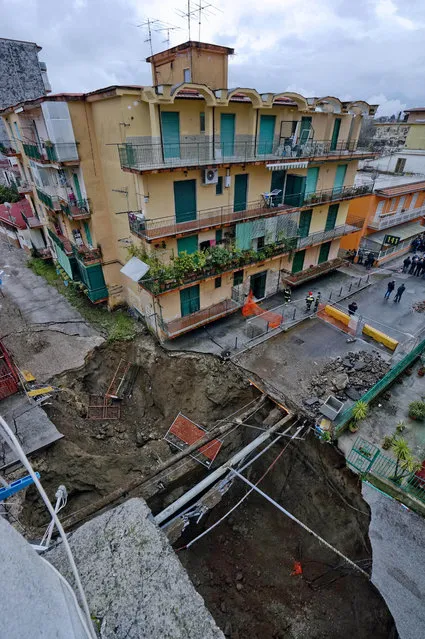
left=394, top=284, right=406, bottom=303
left=348, top=301, right=358, bottom=315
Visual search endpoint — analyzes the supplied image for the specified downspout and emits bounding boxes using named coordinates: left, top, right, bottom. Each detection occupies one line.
left=212, top=106, right=216, bottom=160
left=158, top=104, right=164, bottom=164
left=254, top=109, right=259, bottom=157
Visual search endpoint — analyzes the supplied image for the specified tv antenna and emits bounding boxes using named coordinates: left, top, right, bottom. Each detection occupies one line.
left=154, top=25, right=182, bottom=48
left=176, top=1, right=221, bottom=41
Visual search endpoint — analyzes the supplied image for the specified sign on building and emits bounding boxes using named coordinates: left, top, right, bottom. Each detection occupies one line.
left=383, top=234, right=401, bottom=246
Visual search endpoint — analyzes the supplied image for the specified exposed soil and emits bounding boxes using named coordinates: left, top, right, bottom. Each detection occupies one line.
left=178, top=434, right=398, bottom=639
left=21, top=335, right=256, bottom=528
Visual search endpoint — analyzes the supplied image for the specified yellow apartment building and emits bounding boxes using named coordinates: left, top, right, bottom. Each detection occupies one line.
left=1, top=40, right=377, bottom=339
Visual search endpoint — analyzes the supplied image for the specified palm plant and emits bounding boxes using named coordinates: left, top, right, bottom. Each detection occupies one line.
left=390, top=438, right=420, bottom=483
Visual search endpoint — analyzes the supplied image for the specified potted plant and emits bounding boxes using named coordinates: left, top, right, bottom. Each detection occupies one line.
left=349, top=400, right=368, bottom=433
left=390, top=438, right=421, bottom=485
left=396, top=421, right=406, bottom=434
left=382, top=435, right=394, bottom=450
left=408, top=400, right=425, bottom=421
left=418, top=367, right=425, bottom=377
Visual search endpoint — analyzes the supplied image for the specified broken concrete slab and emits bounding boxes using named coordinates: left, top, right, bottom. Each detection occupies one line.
left=0, top=393, right=63, bottom=470
left=304, top=396, right=320, bottom=407
left=46, top=498, right=224, bottom=639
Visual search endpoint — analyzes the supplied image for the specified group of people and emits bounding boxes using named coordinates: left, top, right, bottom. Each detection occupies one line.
left=305, top=291, right=321, bottom=312
left=403, top=254, right=425, bottom=277
left=384, top=280, right=406, bottom=303
left=346, top=248, right=376, bottom=270
left=411, top=235, right=425, bottom=253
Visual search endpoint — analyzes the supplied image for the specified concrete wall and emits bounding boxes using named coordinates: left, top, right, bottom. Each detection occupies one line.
left=405, top=124, right=425, bottom=150
left=0, top=38, right=47, bottom=111
left=364, top=151, right=425, bottom=174
left=153, top=48, right=228, bottom=89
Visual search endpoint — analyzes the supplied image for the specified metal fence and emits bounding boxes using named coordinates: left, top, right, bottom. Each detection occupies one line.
left=347, top=435, right=425, bottom=505
left=335, top=338, right=425, bottom=433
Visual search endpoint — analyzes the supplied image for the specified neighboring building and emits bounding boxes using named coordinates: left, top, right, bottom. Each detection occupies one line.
left=404, top=107, right=425, bottom=150
left=1, top=39, right=378, bottom=336
left=341, top=174, right=425, bottom=264
left=373, top=121, right=410, bottom=150
left=0, top=198, right=46, bottom=253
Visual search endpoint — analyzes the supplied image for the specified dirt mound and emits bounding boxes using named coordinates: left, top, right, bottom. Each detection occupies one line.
left=22, top=335, right=255, bottom=528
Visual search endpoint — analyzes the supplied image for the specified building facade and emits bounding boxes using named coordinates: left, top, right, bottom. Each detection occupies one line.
left=341, top=176, right=425, bottom=264
left=1, top=40, right=377, bottom=338
left=373, top=121, right=410, bottom=150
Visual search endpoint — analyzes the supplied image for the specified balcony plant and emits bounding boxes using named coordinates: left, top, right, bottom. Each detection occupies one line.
left=348, top=400, right=368, bottom=433
left=408, top=400, right=425, bottom=421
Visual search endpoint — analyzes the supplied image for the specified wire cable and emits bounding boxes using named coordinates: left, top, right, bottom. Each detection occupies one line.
left=0, top=415, right=96, bottom=639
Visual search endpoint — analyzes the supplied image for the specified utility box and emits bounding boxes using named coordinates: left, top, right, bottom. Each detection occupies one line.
left=319, top=395, right=344, bottom=421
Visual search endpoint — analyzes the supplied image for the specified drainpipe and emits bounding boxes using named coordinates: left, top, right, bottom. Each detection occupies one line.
left=158, top=105, right=164, bottom=164
left=254, top=109, right=259, bottom=157
left=212, top=106, right=215, bottom=160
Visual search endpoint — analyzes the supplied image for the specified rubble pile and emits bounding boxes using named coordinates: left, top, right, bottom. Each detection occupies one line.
left=413, top=300, right=425, bottom=313
left=307, top=350, right=390, bottom=408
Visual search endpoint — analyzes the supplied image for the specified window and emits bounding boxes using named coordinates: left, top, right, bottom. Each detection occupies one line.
left=216, top=176, right=223, bottom=195
left=199, top=240, right=210, bottom=251
left=12, top=121, right=21, bottom=141
left=410, top=193, right=419, bottom=209
left=233, top=270, right=244, bottom=286
left=215, top=277, right=222, bottom=289
left=183, top=68, right=191, bottom=82
left=215, top=229, right=223, bottom=244
left=200, top=112, right=205, bottom=133
left=257, top=236, right=265, bottom=250
left=395, top=158, right=406, bottom=173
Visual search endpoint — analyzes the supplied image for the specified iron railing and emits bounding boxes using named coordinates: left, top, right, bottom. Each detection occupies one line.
left=72, top=243, right=102, bottom=265
left=367, top=204, right=425, bottom=230
left=17, top=182, right=33, bottom=194
left=298, top=218, right=364, bottom=249
left=22, top=141, right=79, bottom=163
left=281, top=257, right=346, bottom=285
left=301, top=183, right=373, bottom=207
left=161, top=298, right=241, bottom=338
left=0, top=140, right=20, bottom=156
left=119, top=138, right=375, bottom=171
left=60, top=198, right=91, bottom=220
left=36, top=188, right=60, bottom=211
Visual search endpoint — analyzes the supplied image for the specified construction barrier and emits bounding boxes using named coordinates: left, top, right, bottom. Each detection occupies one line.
left=323, top=304, right=350, bottom=326
left=362, top=324, right=398, bottom=351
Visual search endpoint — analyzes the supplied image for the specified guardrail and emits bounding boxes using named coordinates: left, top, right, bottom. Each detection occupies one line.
left=368, top=204, right=425, bottom=230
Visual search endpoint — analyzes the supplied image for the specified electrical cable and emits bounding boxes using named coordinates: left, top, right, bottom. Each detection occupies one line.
left=0, top=415, right=96, bottom=639
left=175, top=423, right=303, bottom=551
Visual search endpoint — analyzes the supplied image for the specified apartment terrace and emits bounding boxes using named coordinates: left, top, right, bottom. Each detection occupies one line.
left=60, top=198, right=91, bottom=221
left=367, top=204, right=425, bottom=230
left=49, top=229, right=101, bottom=264
left=160, top=297, right=242, bottom=339
left=128, top=185, right=371, bottom=242
left=281, top=257, right=346, bottom=286
left=119, top=138, right=376, bottom=173
left=22, top=141, right=79, bottom=164
left=0, top=140, right=21, bottom=157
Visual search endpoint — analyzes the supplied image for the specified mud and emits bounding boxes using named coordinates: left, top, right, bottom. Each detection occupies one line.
left=21, top=335, right=256, bottom=528
left=178, top=434, right=398, bottom=639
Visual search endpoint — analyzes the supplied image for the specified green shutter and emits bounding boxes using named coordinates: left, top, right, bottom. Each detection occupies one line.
left=221, top=114, right=235, bottom=157
left=325, top=204, right=339, bottom=231
left=161, top=112, right=180, bottom=159
left=270, top=169, right=285, bottom=205
left=284, top=174, right=306, bottom=207
left=76, top=263, right=108, bottom=302
left=180, top=285, right=200, bottom=317
left=292, top=250, right=306, bottom=273
left=235, top=221, right=253, bottom=250
left=216, top=176, right=223, bottom=195
left=298, top=210, right=312, bottom=238
left=83, top=222, right=92, bottom=246
left=299, top=117, right=312, bottom=143
left=174, top=179, right=197, bottom=223
left=305, top=167, right=319, bottom=196
left=234, top=174, right=248, bottom=212
left=333, top=164, right=347, bottom=194
left=318, top=241, right=331, bottom=264
left=177, top=235, right=198, bottom=255
left=258, top=115, right=276, bottom=154
left=330, top=118, right=342, bottom=151
left=215, top=229, right=223, bottom=243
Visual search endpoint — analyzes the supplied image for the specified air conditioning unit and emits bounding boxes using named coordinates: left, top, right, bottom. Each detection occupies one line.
left=203, top=168, right=218, bottom=185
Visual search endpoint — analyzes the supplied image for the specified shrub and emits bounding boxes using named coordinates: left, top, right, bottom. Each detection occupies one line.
left=352, top=400, right=368, bottom=422
left=382, top=435, right=394, bottom=450
left=408, top=401, right=425, bottom=421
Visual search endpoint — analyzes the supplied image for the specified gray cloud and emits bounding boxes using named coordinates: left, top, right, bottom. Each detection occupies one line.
left=0, top=0, right=424, bottom=115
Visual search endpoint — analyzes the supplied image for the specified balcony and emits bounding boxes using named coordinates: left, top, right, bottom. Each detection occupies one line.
left=301, top=183, right=373, bottom=208
left=298, top=217, right=364, bottom=250
left=60, top=199, right=91, bottom=220
left=34, top=247, right=52, bottom=259
left=161, top=298, right=241, bottom=338
left=367, top=204, right=425, bottom=230
left=72, top=243, right=102, bottom=265
left=22, top=142, right=79, bottom=164
left=118, top=138, right=376, bottom=172
left=36, top=188, right=60, bottom=211
left=129, top=199, right=294, bottom=242
left=17, top=182, right=33, bottom=195
left=281, top=257, right=346, bottom=286
left=0, top=141, right=21, bottom=157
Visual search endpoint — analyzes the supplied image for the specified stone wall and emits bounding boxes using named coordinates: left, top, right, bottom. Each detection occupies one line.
left=0, top=39, right=47, bottom=110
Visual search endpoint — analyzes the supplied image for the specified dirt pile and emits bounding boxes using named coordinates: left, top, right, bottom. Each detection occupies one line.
left=306, top=350, right=390, bottom=412
left=179, top=434, right=398, bottom=639
left=21, top=335, right=256, bottom=528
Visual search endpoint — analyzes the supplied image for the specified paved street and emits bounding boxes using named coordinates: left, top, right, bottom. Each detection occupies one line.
left=0, top=242, right=103, bottom=381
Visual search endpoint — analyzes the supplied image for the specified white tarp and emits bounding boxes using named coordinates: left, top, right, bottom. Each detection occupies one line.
left=266, top=161, right=309, bottom=171
left=120, top=257, right=150, bottom=282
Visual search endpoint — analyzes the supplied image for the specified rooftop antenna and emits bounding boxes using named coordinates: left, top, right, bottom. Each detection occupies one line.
left=154, top=25, right=182, bottom=48
left=176, top=1, right=222, bottom=42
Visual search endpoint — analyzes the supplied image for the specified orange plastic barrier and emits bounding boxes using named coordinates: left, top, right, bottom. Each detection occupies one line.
left=242, top=291, right=283, bottom=329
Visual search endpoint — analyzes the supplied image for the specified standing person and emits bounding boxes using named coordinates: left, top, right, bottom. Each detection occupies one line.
left=384, top=280, right=395, bottom=299
left=348, top=301, right=358, bottom=315
left=314, top=292, right=321, bottom=312
left=357, top=248, right=364, bottom=265
left=402, top=255, right=411, bottom=273
left=365, top=252, right=375, bottom=270
left=409, top=255, right=418, bottom=275
left=415, top=257, right=424, bottom=276
left=305, top=291, right=314, bottom=312
left=283, top=287, right=292, bottom=304
left=394, top=284, right=406, bottom=303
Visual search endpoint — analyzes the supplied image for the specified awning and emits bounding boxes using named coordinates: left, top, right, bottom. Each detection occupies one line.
left=120, top=257, right=150, bottom=282
left=366, top=220, right=424, bottom=245
left=266, top=161, right=309, bottom=171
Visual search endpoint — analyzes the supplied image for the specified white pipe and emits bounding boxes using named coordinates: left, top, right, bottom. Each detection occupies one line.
left=232, top=469, right=370, bottom=579
left=0, top=416, right=96, bottom=639
left=154, top=413, right=294, bottom=525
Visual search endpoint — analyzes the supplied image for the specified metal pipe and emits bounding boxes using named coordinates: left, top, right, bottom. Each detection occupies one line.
left=154, top=412, right=294, bottom=525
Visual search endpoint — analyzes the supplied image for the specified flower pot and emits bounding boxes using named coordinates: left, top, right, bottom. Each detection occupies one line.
left=418, top=368, right=425, bottom=377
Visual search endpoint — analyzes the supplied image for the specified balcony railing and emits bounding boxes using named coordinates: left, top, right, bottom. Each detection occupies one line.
left=301, top=183, right=373, bottom=208
left=22, top=142, right=79, bottom=163
left=72, top=243, right=102, bottom=265
left=298, top=217, right=364, bottom=250
left=129, top=199, right=294, bottom=241
left=119, top=138, right=375, bottom=172
left=0, top=141, right=21, bottom=157
left=367, top=204, right=425, bottom=230
left=161, top=298, right=241, bottom=338
left=17, top=182, right=33, bottom=194
left=36, top=188, right=60, bottom=211
left=34, top=247, right=52, bottom=259
left=282, top=257, right=346, bottom=285
left=60, top=199, right=91, bottom=220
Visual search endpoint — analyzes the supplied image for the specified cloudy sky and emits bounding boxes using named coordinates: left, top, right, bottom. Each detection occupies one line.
left=1, top=0, right=424, bottom=116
